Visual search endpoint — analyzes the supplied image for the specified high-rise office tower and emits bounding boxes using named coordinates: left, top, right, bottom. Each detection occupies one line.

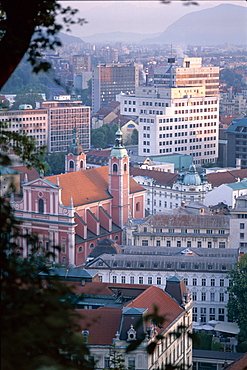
left=92, top=63, right=139, bottom=113
left=117, top=58, right=220, bottom=166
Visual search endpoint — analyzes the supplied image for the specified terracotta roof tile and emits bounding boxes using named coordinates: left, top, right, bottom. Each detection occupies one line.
left=46, top=166, right=144, bottom=207
left=207, top=169, right=247, bottom=187
left=130, top=167, right=177, bottom=186
left=126, top=285, right=184, bottom=331
left=77, top=307, right=122, bottom=345
left=9, top=166, right=40, bottom=182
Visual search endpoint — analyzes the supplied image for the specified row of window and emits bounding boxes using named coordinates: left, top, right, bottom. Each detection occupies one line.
left=193, top=307, right=225, bottom=322
left=174, top=100, right=217, bottom=107
left=192, top=292, right=226, bottom=302
left=141, top=239, right=226, bottom=249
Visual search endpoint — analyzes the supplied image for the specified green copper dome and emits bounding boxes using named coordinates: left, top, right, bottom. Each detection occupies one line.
left=183, top=164, right=202, bottom=186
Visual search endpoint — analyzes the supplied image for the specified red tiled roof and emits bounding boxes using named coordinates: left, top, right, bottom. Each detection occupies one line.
left=46, top=166, right=144, bottom=207
left=130, top=167, right=177, bottom=186
left=224, top=353, right=247, bottom=370
left=9, top=166, right=40, bottom=182
left=126, top=285, right=184, bottom=332
left=207, top=169, right=247, bottom=187
left=77, top=307, right=122, bottom=345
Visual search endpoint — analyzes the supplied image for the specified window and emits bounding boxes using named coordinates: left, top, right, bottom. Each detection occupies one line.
left=124, top=163, right=127, bottom=172
left=240, top=233, right=245, bottom=239
left=192, top=292, right=197, bottom=301
left=104, top=357, right=110, bottom=369
left=197, top=241, right=202, bottom=248
left=112, top=275, right=117, bottom=283
left=220, top=293, right=224, bottom=302
left=128, top=357, right=135, bottom=370
left=210, top=308, right=215, bottom=321
left=201, top=292, right=206, bottom=301
left=169, top=228, right=174, bottom=233
left=130, top=276, right=134, bottom=284
left=184, top=278, right=188, bottom=285
left=202, top=278, right=206, bottom=286
left=113, top=163, right=118, bottom=172
left=157, top=277, right=161, bottom=285
left=148, top=277, right=153, bottom=285
left=219, top=242, right=225, bottom=248
left=136, top=202, right=140, bottom=212
left=142, top=240, right=148, bottom=246
left=156, top=240, right=161, bottom=247
left=193, top=278, right=197, bottom=286
left=200, top=308, right=206, bottom=323
left=211, top=279, right=215, bottom=287
left=177, top=241, right=181, bottom=248
left=78, top=246, right=83, bottom=252
left=220, top=279, right=224, bottom=287
left=69, top=160, right=74, bottom=169
left=193, top=307, right=198, bottom=322
left=218, top=308, right=225, bottom=321
left=240, top=223, right=245, bottom=229
left=187, top=241, right=191, bottom=248
left=139, top=276, right=143, bottom=284
left=167, top=240, right=171, bottom=247
left=38, top=199, right=44, bottom=214
left=121, top=276, right=126, bottom=284
left=210, top=292, right=215, bottom=302
left=208, top=241, right=212, bottom=248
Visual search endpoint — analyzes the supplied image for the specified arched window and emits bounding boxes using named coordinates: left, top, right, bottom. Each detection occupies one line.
left=69, top=160, right=74, bottom=169
left=78, top=246, right=83, bottom=252
left=80, top=160, right=83, bottom=168
left=113, top=163, right=118, bottom=172
left=124, top=163, right=127, bottom=172
left=39, top=198, right=44, bottom=213
left=115, top=235, right=119, bottom=241
left=90, top=243, right=94, bottom=249
left=136, top=202, right=140, bottom=211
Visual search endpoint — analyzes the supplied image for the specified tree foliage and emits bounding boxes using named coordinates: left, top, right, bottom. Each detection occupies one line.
left=0, top=0, right=86, bottom=89
left=91, top=124, right=118, bottom=149
left=44, top=151, right=66, bottom=176
left=227, top=254, right=247, bottom=352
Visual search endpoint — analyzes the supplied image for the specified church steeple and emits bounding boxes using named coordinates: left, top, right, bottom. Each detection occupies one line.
left=65, top=127, right=86, bottom=172
left=108, top=129, right=130, bottom=229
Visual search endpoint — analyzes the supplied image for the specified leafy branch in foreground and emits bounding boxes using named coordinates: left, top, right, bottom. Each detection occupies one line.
left=0, top=0, right=87, bottom=89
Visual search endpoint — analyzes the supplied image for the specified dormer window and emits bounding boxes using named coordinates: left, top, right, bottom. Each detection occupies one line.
left=127, top=325, right=137, bottom=341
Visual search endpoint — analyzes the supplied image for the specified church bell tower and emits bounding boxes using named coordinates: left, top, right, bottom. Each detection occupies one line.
left=65, top=127, right=86, bottom=173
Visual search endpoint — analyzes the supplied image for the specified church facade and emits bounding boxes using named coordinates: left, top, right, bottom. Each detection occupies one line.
left=11, top=129, right=145, bottom=266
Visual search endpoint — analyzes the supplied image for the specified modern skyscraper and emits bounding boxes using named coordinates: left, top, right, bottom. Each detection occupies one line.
left=92, top=62, right=139, bottom=113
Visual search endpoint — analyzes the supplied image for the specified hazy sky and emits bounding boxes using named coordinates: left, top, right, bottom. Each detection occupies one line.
left=59, top=0, right=246, bottom=37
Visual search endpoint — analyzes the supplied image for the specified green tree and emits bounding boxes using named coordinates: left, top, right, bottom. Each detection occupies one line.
left=91, top=124, right=118, bottom=149
left=12, top=90, right=44, bottom=110
left=44, top=152, right=66, bottom=175
left=227, top=254, right=247, bottom=352
left=0, top=0, right=86, bottom=89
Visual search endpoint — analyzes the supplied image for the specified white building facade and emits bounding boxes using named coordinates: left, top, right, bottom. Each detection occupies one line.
left=117, top=58, right=219, bottom=166
left=86, top=246, right=238, bottom=325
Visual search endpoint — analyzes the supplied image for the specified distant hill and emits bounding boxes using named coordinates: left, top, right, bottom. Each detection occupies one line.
left=82, top=31, right=161, bottom=44
left=59, top=32, right=85, bottom=45
left=152, top=4, right=247, bottom=45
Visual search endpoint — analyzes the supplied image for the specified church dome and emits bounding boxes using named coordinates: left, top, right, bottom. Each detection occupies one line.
left=110, top=128, right=128, bottom=159
left=183, top=164, right=202, bottom=186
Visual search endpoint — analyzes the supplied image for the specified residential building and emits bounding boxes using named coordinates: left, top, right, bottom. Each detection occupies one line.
left=154, top=57, right=219, bottom=97
left=10, top=129, right=145, bottom=266
left=41, top=100, right=90, bottom=153
left=72, top=54, right=91, bottom=73
left=205, top=179, right=247, bottom=208
left=0, top=100, right=91, bottom=154
left=117, top=57, right=219, bottom=165
left=123, top=210, right=230, bottom=249
left=225, top=115, right=247, bottom=169
left=91, top=101, right=120, bottom=130
left=92, top=63, right=139, bottom=113
left=0, top=106, right=49, bottom=149
left=85, top=245, right=239, bottom=325
left=229, top=195, right=247, bottom=249
left=73, top=279, right=193, bottom=369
